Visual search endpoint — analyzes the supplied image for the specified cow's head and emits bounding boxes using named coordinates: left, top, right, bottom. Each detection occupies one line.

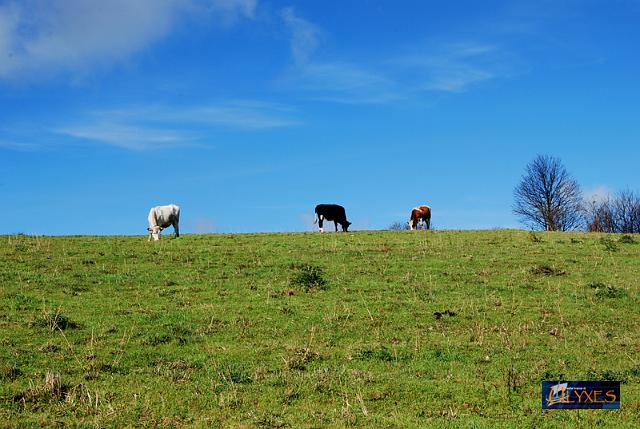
left=342, top=221, right=352, bottom=232
left=147, top=226, right=162, bottom=241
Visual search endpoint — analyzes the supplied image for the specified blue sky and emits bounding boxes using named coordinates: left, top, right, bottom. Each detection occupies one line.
left=1, top=0, right=639, bottom=235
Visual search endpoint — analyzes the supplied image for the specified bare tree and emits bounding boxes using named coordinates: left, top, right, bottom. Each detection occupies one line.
left=513, top=155, right=583, bottom=231
left=584, top=189, right=640, bottom=233
left=612, top=189, right=640, bottom=233
left=388, top=221, right=410, bottom=231
left=584, top=198, right=616, bottom=232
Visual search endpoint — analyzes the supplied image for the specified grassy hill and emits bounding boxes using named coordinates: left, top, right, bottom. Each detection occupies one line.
left=1, top=230, right=639, bottom=428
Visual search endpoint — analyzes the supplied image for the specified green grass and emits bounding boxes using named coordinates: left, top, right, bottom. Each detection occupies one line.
left=1, top=230, right=639, bottom=428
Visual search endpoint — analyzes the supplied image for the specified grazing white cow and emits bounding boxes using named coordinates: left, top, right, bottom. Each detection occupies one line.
left=147, top=204, right=180, bottom=241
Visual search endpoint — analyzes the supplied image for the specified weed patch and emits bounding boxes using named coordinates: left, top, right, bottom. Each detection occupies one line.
left=6, top=293, right=37, bottom=311
left=355, top=346, right=394, bottom=362
left=283, top=347, right=321, bottom=371
left=588, top=282, right=627, bottom=299
left=39, top=343, right=60, bottom=353
left=618, top=234, right=637, bottom=244
left=290, top=263, right=327, bottom=292
left=198, top=317, right=227, bottom=335
left=141, top=333, right=172, bottom=346
left=585, top=367, right=640, bottom=383
left=153, top=358, right=201, bottom=382
left=433, top=309, right=456, bottom=320
left=29, top=309, right=80, bottom=331
left=600, top=237, right=619, bottom=252
left=218, top=362, right=253, bottom=384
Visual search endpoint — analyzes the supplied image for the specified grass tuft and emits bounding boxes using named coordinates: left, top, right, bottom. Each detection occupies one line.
left=13, top=371, right=66, bottom=404
left=290, top=263, right=327, bottom=292
left=29, top=309, right=80, bottom=331
left=1, top=363, right=22, bottom=381
left=618, top=234, right=637, bottom=244
left=528, top=231, right=542, bottom=243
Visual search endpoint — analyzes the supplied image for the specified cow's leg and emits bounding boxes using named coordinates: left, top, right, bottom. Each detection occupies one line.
left=174, top=221, right=180, bottom=238
left=334, top=221, right=338, bottom=232
left=318, top=216, right=324, bottom=233
left=426, top=217, right=431, bottom=230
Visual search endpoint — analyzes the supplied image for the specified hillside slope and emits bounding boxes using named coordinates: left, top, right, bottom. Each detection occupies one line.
left=1, top=230, right=639, bottom=427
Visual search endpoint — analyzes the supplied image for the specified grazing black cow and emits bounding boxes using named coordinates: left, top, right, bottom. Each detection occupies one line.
left=314, top=204, right=352, bottom=232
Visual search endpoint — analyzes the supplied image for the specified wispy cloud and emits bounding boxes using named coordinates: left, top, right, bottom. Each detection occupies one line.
left=53, top=100, right=300, bottom=150
left=96, top=101, right=301, bottom=129
left=0, top=139, right=40, bottom=151
left=291, top=62, right=400, bottom=104
left=159, top=101, right=301, bottom=129
left=281, top=6, right=320, bottom=66
left=392, top=42, right=503, bottom=92
left=280, top=8, right=509, bottom=104
left=209, top=0, right=257, bottom=24
left=280, top=7, right=400, bottom=104
left=0, top=0, right=257, bottom=80
left=55, top=123, right=196, bottom=151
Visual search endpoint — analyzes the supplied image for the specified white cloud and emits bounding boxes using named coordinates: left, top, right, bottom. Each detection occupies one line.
left=584, top=185, right=613, bottom=204
left=54, top=100, right=300, bottom=150
left=0, top=0, right=256, bottom=79
left=190, top=216, right=216, bottom=233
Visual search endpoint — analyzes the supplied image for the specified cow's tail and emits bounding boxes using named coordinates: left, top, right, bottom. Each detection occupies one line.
left=313, top=214, right=318, bottom=224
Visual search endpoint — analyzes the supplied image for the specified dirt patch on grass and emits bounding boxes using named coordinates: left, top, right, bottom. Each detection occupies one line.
left=530, top=264, right=566, bottom=276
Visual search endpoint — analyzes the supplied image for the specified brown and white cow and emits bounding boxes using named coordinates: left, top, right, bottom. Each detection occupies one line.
left=408, top=205, right=431, bottom=230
